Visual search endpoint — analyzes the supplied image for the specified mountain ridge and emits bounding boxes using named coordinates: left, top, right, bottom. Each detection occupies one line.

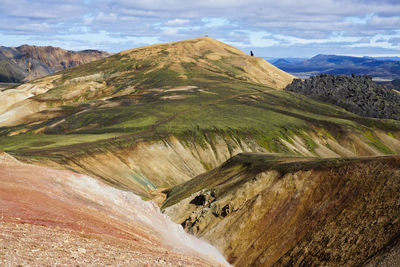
left=272, top=54, right=400, bottom=80
left=0, top=44, right=111, bottom=83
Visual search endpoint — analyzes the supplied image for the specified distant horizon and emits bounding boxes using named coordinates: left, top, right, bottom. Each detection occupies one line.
left=2, top=40, right=399, bottom=60
left=2, top=37, right=399, bottom=59
left=264, top=54, right=400, bottom=60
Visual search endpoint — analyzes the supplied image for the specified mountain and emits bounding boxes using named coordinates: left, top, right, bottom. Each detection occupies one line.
left=267, top=57, right=306, bottom=65
left=271, top=58, right=291, bottom=65
left=285, top=74, right=400, bottom=120
left=0, top=37, right=400, bottom=266
left=272, top=54, right=400, bottom=80
left=0, top=45, right=111, bottom=83
left=370, top=56, right=400, bottom=61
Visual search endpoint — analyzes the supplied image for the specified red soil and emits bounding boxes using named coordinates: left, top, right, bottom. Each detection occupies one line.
left=0, top=154, right=223, bottom=266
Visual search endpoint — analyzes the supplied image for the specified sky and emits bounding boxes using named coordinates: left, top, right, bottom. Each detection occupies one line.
left=1, top=0, right=400, bottom=58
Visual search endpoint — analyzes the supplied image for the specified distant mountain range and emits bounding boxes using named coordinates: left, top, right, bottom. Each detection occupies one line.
left=379, top=79, right=400, bottom=92
left=270, top=54, right=400, bottom=80
left=0, top=45, right=111, bottom=83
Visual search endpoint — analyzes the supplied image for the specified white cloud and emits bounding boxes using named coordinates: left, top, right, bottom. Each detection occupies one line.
left=0, top=0, right=399, bottom=56
left=162, top=28, right=179, bottom=36
left=165, top=19, right=190, bottom=26
left=202, top=18, right=230, bottom=27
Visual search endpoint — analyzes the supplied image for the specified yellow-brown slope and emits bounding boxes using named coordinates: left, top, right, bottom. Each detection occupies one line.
left=163, top=153, right=400, bottom=266
left=121, top=37, right=294, bottom=89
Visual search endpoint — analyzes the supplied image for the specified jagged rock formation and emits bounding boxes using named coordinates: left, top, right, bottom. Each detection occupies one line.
left=0, top=153, right=228, bottom=266
left=285, top=74, right=400, bottom=120
left=163, top=153, right=400, bottom=266
left=0, top=45, right=110, bottom=83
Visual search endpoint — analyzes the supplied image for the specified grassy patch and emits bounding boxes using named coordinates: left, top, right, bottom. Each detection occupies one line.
left=299, top=132, right=318, bottom=152
left=363, top=130, right=394, bottom=154
left=0, top=133, right=126, bottom=152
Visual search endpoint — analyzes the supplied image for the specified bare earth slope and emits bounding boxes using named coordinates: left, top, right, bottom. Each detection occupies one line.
left=0, top=45, right=110, bottom=83
left=0, top=153, right=228, bottom=266
left=163, top=153, right=400, bottom=266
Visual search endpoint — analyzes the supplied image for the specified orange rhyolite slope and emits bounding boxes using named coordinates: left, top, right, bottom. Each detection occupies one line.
left=0, top=153, right=228, bottom=266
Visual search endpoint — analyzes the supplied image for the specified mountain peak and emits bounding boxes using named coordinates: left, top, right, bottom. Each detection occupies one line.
left=311, top=54, right=330, bottom=59
left=116, top=37, right=293, bottom=90
left=121, top=36, right=247, bottom=58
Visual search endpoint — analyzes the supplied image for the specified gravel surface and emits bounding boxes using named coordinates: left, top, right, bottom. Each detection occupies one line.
left=0, top=153, right=226, bottom=266
left=364, top=239, right=400, bottom=267
left=0, top=222, right=216, bottom=266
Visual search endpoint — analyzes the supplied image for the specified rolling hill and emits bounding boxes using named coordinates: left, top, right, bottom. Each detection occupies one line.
left=1, top=37, right=400, bottom=266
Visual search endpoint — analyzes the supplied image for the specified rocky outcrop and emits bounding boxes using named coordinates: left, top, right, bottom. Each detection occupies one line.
left=285, top=74, right=400, bottom=120
left=0, top=45, right=110, bottom=83
left=163, top=153, right=400, bottom=266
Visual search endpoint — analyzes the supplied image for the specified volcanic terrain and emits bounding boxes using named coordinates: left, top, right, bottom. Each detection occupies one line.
left=0, top=45, right=110, bottom=83
left=0, top=37, right=399, bottom=266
